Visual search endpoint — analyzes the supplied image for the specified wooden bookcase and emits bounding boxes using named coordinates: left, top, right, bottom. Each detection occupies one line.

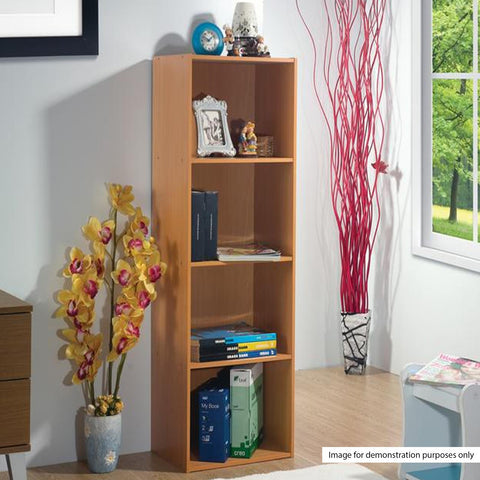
left=151, top=54, right=296, bottom=473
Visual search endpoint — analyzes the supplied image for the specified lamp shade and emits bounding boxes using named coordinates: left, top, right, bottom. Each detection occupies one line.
left=232, top=2, right=258, bottom=38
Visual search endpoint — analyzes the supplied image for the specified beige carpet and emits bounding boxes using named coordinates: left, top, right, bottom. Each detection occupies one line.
left=213, top=464, right=388, bottom=480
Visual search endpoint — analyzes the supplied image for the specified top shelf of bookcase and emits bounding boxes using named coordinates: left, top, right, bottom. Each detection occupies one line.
left=191, top=157, right=293, bottom=165
left=184, top=54, right=296, bottom=65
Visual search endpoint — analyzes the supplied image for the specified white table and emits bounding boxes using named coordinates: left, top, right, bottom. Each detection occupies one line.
left=399, top=363, right=480, bottom=480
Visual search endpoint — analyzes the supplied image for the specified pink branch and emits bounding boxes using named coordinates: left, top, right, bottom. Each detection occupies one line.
left=297, top=0, right=387, bottom=314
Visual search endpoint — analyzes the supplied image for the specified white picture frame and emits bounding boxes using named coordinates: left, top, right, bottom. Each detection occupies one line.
left=193, top=95, right=236, bottom=157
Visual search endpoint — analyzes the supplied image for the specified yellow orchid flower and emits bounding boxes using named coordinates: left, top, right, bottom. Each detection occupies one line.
left=63, top=247, right=92, bottom=278
left=93, top=243, right=106, bottom=280
left=135, top=251, right=167, bottom=294
left=114, top=293, right=143, bottom=318
left=107, top=314, right=144, bottom=362
left=123, top=231, right=152, bottom=257
left=130, top=207, right=150, bottom=235
left=82, top=217, right=115, bottom=247
left=123, top=282, right=157, bottom=310
left=72, top=272, right=101, bottom=305
left=111, top=259, right=136, bottom=288
left=62, top=327, right=89, bottom=345
left=66, top=333, right=103, bottom=384
left=55, top=290, right=95, bottom=328
left=108, top=184, right=135, bottom=216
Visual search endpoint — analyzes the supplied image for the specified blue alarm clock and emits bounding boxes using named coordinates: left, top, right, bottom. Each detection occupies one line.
left=192, top=22, right=224, bottom=56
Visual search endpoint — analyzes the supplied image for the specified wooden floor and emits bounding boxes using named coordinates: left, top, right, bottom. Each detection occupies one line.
left=2, top=367, right=402, bottom=480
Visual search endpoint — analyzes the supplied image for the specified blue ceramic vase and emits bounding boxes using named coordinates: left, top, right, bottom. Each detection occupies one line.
left=84, top=413, right=122, bottom=473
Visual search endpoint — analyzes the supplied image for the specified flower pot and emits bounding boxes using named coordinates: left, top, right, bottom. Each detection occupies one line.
left=84, top=413, right=121, bottom=473
left=341, top=311, right=371, bottom=375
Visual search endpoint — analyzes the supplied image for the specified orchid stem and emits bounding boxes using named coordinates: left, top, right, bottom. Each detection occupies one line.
left=107, top=209, right=118, bottom=395
left=113, top=354, right=127, bottom=398
left=89, top=381, right=95, bottom=406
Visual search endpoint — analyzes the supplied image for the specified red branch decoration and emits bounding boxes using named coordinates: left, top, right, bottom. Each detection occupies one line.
left=297, top=0, right=387, bottom=314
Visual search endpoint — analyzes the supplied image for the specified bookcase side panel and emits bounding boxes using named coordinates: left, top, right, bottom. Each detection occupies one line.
left=263, top=360, right=294, bottom=453
left=253, top=262, right=293, bottom=355
left=255, top=63, right=296, bottom=158
left=254, top=163, right=294, bottom=255
left=152, top=55, right=191, bottom=471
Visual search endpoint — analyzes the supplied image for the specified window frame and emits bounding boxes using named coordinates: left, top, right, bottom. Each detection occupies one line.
left=413, top=0, right=480, bottom=272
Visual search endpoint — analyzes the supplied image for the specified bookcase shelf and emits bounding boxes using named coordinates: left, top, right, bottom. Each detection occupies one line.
left=191, top=256, right=293, bottom=268
left=190, top=353, right=292, bottom=370
left=190, top=157, right=294, bottom=165
left=152, top=54, right=296, bottom=473
left=189, top=445, right=291, bottom=472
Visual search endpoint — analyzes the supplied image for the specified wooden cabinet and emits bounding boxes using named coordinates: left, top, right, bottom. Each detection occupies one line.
left=0, top=290, right=32, bottom=480
left=151, top=54, right=296, bottom=473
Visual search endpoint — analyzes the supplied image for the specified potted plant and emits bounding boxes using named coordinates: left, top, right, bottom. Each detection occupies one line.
left=56, top=184, right=166, bottom=472
left=297, top=0, right=387, bottom=374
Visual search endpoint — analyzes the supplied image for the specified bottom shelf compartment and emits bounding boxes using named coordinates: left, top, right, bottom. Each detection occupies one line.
left=188, top=444, right=291, bottom=472
left=405, top=465, right=460, bottom=480
left=189, top=359, right=293, bottom=471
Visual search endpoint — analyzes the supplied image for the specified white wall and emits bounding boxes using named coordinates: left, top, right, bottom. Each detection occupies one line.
left=265, top=0, right=480, bottom=374
left=368, top=0, right=480, bottom=374
left=0, top=0, right=262, bottom=469
left=264, top=0, right=344, bottom=370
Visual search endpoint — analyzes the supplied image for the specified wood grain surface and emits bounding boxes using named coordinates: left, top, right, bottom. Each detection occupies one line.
left=6, top=367, right=402, bottom=480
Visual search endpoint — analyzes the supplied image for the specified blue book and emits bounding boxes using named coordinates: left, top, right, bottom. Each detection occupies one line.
left=204, top=191, right=218, bottom=261
left=198, top=382, right=230, bottom=463
left=199, top=349, right=277, bottom=362
left=191, top=191, right=206, bottom=262
left=191, top=322, right=277, bottom=347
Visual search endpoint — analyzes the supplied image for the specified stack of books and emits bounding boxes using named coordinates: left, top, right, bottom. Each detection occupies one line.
left=192, top=190, right=218, bottom=262
left=217, top=243, right=281, bottom=262
left=191, top=322, right=277, bottom=363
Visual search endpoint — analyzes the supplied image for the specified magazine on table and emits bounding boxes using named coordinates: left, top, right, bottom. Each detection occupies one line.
left=409, top=353, right=480, bottom=386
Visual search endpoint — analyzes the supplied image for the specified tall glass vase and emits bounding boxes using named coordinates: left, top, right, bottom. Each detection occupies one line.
left=341, top=311, right=371, bottom=375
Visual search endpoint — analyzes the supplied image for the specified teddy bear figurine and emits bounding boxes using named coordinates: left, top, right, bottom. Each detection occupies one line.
left=256, top=35, right=270, bottom=57
left=223, top=24, right=235, bottom=56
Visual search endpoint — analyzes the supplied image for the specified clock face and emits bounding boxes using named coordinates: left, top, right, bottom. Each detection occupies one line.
left=192, top=22, right=224, bottom=55
left=200, top=29, right=219, bottom=52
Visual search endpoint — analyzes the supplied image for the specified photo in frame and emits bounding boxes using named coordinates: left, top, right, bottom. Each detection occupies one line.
left=0, top=0, right=98, bottom=57
left=193, top=95, right=236, bottom=157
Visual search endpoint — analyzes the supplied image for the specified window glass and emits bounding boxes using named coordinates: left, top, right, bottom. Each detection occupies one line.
left=432, top=79, right=473, bottom=240
left=432, top=0, right=473, bottom=73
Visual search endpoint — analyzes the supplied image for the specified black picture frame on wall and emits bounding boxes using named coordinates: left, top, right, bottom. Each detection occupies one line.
left=0, top=0, right=98, bottom=58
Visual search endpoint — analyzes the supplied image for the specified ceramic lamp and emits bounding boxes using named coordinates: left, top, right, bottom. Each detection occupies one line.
left=232, top=2, right=258, bottom=38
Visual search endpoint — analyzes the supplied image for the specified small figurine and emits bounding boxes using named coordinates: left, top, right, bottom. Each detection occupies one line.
left=256, top=35, right=270, bottom=57
left=238, top=121, right=257, bottom=156
left=223, top=24, right=235, bottom=56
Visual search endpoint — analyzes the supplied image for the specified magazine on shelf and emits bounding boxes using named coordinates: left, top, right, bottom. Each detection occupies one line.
left=191, top=322, right=276, bottom=347
left=409, top=353, right=480, bottom=386
left=217, top=243, right=281, bottom=262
